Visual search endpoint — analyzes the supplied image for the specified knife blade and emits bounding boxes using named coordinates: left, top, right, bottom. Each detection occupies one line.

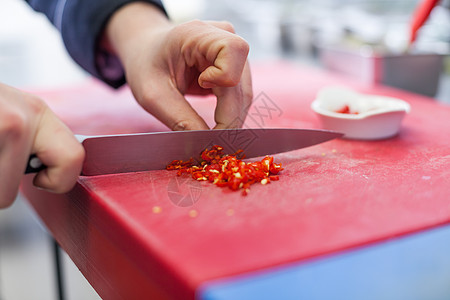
left=25, top=128, right=342, bottom=176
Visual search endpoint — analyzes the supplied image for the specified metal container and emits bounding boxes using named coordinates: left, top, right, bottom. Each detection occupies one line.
left=319, top=45, right=445, bottom=97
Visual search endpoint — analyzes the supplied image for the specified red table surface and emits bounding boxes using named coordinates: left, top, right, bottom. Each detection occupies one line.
left=21, top=61, right=450, bottom=300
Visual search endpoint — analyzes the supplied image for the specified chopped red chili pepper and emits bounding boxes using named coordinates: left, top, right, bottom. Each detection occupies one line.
left=166, top=158, right=194, bottom=170
left=335, top=105, right=358, bottom=114
left=166, top=145, right=283, bottom=195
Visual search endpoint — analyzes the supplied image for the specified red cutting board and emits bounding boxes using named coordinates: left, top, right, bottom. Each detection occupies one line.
left=21, top=61, right=450, bottom=300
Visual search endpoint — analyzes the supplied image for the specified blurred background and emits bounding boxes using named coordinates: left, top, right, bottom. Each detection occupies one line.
left=0, top=0, right=449, bottom=299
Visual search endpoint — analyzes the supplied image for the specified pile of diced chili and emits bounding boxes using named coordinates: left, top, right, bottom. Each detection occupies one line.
left=166, top=145, right=283, bottom=195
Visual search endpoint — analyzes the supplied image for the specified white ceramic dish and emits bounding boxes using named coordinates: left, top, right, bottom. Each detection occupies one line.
left=311, top=87, right=411, bottom=140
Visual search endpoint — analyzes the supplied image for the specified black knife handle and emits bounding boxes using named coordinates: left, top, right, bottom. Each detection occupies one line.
left=25, top=154, right=46, bottom=174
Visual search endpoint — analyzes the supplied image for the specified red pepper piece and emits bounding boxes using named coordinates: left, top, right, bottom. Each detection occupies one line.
left=335, top=105, right=358, bottom=114
left=166, top=145, right=283, bottom=195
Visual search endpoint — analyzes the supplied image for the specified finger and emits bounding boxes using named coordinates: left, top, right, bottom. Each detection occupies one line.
left=0, top=111, right=33, bottom=207
left=0, top=146, right=25, bottom=206
left=32, top=108, right=84, bottom=193
left=198, top=34, right=249, bottom=89
left=136, top=75, right=210, bottom=131
left=213, top=61, right=253, bottom=129
left=205, top=21, right=236, bottom=34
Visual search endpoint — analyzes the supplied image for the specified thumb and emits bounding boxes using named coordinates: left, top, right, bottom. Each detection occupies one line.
left=32, top=108, right=84, bottom=193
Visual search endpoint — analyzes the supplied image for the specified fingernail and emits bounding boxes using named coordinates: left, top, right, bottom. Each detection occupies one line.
left=201, top=81, right=217, bottom=89
left=173, top=122, right=187, bottom=131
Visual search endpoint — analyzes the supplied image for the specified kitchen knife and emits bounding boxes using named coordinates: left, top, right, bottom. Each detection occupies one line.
left=25, top=128, right=342, bottom=176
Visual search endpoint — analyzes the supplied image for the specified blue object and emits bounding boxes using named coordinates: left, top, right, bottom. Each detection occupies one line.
left=199, top=224, right=450, bottom=300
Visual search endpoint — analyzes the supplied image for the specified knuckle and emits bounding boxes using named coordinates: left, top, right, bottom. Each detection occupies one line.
left=219, top=21, right=236, bottom=33
left=132, top=81, right=155, bottom=103
left=25, top=94, right=47, bottom=115
left=231, top=36, right=250, bottom=56
left=137, top=88, right=159, bottom=110
left=1, top=108, right=28, bottom=138
left=217, top=38, right=249, bottom=87
left=184, top=19, right=205, bottom=29
left=0, top=94, right=46, bottom=138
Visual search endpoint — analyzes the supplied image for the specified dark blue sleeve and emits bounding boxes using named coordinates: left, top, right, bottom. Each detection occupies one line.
left=24, top=0, right=167, bottom=88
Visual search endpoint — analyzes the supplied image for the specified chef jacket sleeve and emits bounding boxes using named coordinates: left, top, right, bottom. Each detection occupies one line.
left=24, top=0, right=167, bottom=88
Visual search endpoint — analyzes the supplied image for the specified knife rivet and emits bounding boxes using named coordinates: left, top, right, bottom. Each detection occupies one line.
left=30, top=156, right=43, bottom=169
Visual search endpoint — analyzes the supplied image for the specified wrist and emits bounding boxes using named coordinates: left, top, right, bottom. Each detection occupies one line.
left=104, top=2, right=171, bottom=66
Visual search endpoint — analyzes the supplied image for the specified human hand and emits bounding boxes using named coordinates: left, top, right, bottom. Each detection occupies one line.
left=104, top=2, right=253, bottom=130
left=0, top=83, right=84, bottom=208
